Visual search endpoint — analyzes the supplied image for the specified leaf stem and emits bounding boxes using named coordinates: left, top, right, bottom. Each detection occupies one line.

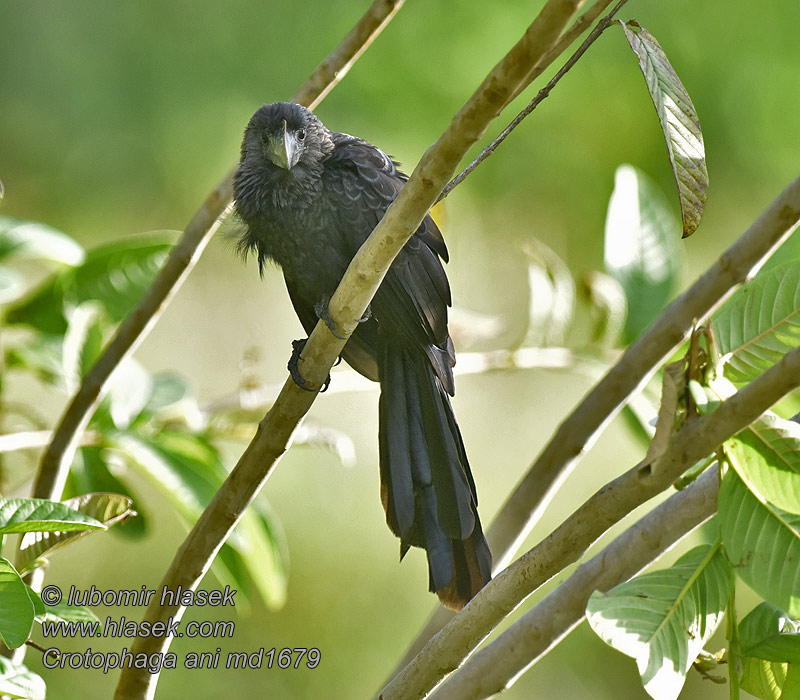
left=727, top=583, right=740, bottom=700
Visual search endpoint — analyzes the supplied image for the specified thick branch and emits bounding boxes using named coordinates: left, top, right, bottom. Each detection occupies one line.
left=487, top=174, right=800, bottom=570
left=389, top=173, right=800, bottom=675
left=112, top=2, right=582, bottom=699
left=430, top=468, right=719, bottom=700
left=31, top=0, right=406, bottom=504
left=378, top=335, right=800, bottom=700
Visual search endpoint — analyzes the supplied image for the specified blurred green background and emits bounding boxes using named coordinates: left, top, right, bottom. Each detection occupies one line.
left=2, top=0, right=799, bottom=698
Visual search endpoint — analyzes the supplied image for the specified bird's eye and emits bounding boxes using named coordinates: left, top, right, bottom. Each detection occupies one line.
left=296, top=128, right=306, bottom=141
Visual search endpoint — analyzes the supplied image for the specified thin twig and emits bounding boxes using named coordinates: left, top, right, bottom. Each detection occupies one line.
left=438, top=0, right=628, bottom=202
left=429, top=468, right=720, bottom=700
left=511, top=0, right=621, bottom=104
left=0, top=430, right=101, bottom=454
left=200, top=346, right=582, bottom=413
left=377, top=173, right=800, bottom=698
left=378, top=331, right=800, bottom=700
left=112, top=2, right=582, bottom=699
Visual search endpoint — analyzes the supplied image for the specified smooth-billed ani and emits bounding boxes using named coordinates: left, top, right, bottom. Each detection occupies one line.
left=233, top=102, right=491, bottom=610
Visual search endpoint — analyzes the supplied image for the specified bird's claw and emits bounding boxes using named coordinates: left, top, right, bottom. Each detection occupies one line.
left=358, top=305, right=373, bottom=323
left=314, top=298, right=372, bottom=340
left=314, top=298, right=346, bottom=340
left=288, top=339, right=331, bottom=393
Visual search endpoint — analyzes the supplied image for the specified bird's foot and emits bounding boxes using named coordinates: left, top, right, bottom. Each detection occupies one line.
left=314, top=298, right=372, bottom=339
left=314, top=297, right=346, bottom=340
left=358, top=305, right=373, bottom=323
left=288, top=339, right=331, bottom=393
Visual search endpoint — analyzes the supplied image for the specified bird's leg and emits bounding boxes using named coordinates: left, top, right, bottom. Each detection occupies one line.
left=314, top=296, right=372, bottom=340
left=287, top=339, right=331, bottom=393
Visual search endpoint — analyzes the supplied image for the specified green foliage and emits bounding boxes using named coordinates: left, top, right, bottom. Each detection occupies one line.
left=0, top=497, right=104, bottom=535
left=0, top=656, right=46, bottom=700
left=738, top=604, right=800, bottom=699
left=0, top=556, right=36, bottom=649
left=619, top=22, right=708, bottom=238
left=712, top=263, right=800, bottom=385
left=604, top=164, right=683, bottom=343
left=16, top=493, right=135, bottom=574
left=5, top=233, right=173, bottom=333
left=719, top=469, right=800, bottom=618
left=0, top=217, right=292, bottom=621
left=0, top=496, right=117, bottom=655
left=586, top=545, right=731, bottom=700
left=587, top=245, right=800, bottom=697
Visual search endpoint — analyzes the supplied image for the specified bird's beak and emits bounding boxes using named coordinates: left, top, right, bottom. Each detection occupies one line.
left=268, top=119, right=299, bottom=170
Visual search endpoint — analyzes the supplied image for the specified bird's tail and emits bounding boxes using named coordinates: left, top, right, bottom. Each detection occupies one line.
left=378, top=344, right=492, bottom=610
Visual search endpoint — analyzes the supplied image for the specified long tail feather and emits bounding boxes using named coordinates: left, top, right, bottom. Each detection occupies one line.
left=379, top=344, right=492, bottom=610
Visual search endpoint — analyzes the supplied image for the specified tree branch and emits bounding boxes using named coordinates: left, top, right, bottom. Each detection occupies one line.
left=30, top=0, right=406, bottom=505
left=439, top=0, right=628, bottom=201
left=388, top=173, right=800, bottom=676
left=112, top=2, right=583, bottom=699
left=376, top=175, right=800, bottom=700
left=429, top=467, right=720, bottom=700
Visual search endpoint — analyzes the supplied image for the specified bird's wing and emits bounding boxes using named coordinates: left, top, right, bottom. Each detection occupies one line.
left=324, top=133, right=456, bottom=391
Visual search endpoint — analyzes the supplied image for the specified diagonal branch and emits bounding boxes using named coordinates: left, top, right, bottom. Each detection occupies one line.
left=112, top=2, right=584, bottom=699
left=486, top=174, right=800, bottom=572
left=376, top=173, right=800, bottom=699
left=439, top=0, right=629, bottom=201
left=30, top=0, right=407, bottom=505
left=429, top=467, right=720, bottom=700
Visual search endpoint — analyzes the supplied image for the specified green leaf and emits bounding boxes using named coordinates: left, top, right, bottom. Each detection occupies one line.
left=62, top=301, right=107, bottom=393
left=17, top=493, right=135, bottom=573
left=39, top=600, right=99, bottom=624
left=5, top=332, right=65, bottom=385
left=62, top=234, right=173, bottom=323
left=0, top=216, right=84, bottom=265
left=583, top=270, right=627, bottom=347
left=0, top=557, right=35, bottom=649
left=741, top=659, right=800, bottom=700
left=106, top=359, right=153, bottom=430
left=740, top=603, right=800, bottom=663
left=712, top=263, right=800, bottom=384
left=65, top=446, right=146, bottom=538
left=0, top=498, right=105, bottom=534
left=0, top=656, right=46, bottom=700
left=5, top=276, right=68, bottom=334
left=719, top=469, right=800, bottom=616
left=25, top=588, right=46, bottom=618
left=619, top=22, right=708, bottom=238
left=0, top=264, right=26, bottom=304
left=115, top=431, right=288, bottom=610
left=522, top=239, right=574, bottom=347
left=586, top=544, right=731, bottom=700
left=726, top=413, right=800, bottom=514
left=5, top=232, right=174, bottom=333
left=230, top=503, right=289, bottom=610
left=740, top=604, right=800, bottom=699
left=143, top=373, right=189, bottom=414
left=604, top=165, right=683, bottom=341
left=110, top=432, right=218, bottom=520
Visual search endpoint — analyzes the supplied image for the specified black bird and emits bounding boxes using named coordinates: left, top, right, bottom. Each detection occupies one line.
left=233, top=102, right=491, bottom=610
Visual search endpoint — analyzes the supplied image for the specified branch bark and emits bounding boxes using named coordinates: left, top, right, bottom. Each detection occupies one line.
left=430, top=467, right=720, bottom=700
left=376, top=174, right=800, bottom=700
left=112, top=2, right=584, bottom=698
left=389, top=173, right=800, bottom=676
left=30, top=0, right=406, bottom=505
left=485, top=174, right=800, bottom=571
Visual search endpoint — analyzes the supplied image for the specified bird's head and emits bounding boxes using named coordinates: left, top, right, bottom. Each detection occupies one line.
left=240, top=102, right=333, bottom=173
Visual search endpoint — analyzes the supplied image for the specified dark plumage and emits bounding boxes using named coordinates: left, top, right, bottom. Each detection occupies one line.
left=234, top=102, right=491, bottom=610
